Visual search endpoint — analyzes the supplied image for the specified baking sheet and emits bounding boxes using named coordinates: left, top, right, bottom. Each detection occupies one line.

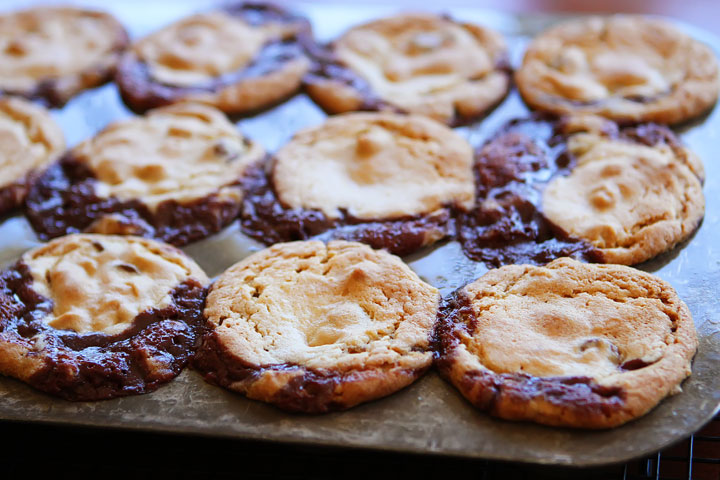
left=0, top=0, right=719, bottom=467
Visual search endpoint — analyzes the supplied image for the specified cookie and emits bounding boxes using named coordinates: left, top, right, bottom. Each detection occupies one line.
left=0, top=6, right=128, bottom=107
left=116, top=2, right=311, bottom=114
left=241, top=112, right=475, bottom=256
left=304, top=13, right=510, bottom=126
left=193, top=240, right=439, bottom=413
left=0, top=234, right=209, bottom=401
left=458, top=114, right=704, bottom=267
left=25, top=102, right=265, bottom=246
left=436, top=257, right=698, bottom=429
left=515, top=15, right=720, bottom=125
left=0, top=97, right=64, bottom=217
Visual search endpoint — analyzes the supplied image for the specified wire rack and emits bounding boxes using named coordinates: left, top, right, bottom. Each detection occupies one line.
left=622, top=414, right=720, bottom=480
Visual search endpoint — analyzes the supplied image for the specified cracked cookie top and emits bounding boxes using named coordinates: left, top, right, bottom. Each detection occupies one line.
left=24, top=103, right=265, bottom=246
left=305, top=13, right=509, bottom=125
left=516, top=15, right=719, bottom=124
left=24, top=234, right=207, bottom=335
left=194, top=240, right=439, bottom=412
left=437, top=257, right=698, bottom=428
left=205, top=240, right=437, bottom=368
left=72, top=102, right=264, bottom=209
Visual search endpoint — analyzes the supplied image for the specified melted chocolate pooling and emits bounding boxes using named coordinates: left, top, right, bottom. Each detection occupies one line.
left=193, top=328, right=425, bottom=413
left=0, top=262, right=207, bottom=401
left=24, top=154, right=242, bottom=246
left=239, top=161, right=456, bottom=256
left=435, top=290, right=627, bottom=419
left=458, top=116, right=604, bottom=267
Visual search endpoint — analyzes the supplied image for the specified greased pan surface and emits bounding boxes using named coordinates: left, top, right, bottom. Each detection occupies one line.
left=0, top=1, right=718, bottom=467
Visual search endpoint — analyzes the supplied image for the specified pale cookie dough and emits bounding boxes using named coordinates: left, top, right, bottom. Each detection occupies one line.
left=437, top=257, right=698, bottom=429
left=542, top=116, right=705, bottom=265
left=193, top=240, right=439, bottom=413
left=116, top=3, right=311, bottom=114
left=0, top=234, right=209, bottom=401
left=305, top=13, right=510, bottom=125
left=516, top=15, right=720, bottom=124
left=241, top=112, right=475, bottom=255
left=25, top=103, right=265, bottom=246
left=274, top=112, right=474, bottom=219
left=0, top=6, right=128, bottom=106
left=0, top=97, right=64, bottom=216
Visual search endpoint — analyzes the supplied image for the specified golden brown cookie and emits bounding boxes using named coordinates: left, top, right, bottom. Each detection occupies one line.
left=516, top=15, right=720, bottom=125
left=458, top=114, right=704, bottom=267
left=542, top=116, right=704, bottom=265
left=436, top=257, right=698, bottom=429
left=0, top=234, right=209, bottom=401
left=116, top=3, right=311, bottom=114
left=0, top=97, right=64, bottom=216
left=305, top=13, right=510, bottom=126
left=241, top=112, right=474, bottom=256
left=0, top=6, right=128, bottom=107
left=193, top=240, right=439, bottom=413
left=25, top=102, right=265, bottom=246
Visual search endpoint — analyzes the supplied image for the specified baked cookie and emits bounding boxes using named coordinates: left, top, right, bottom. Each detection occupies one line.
left=0, top=234, right=208, bottom=401
left=241, top=112, right=475, bottom=256
left=116, top=2, right=311, bottom=114
left=516, top=15, right=720, bottom=125
left=25, top=102, right=265, bottom=246
left=193, top=240, right=439, bottom=413
left=0, top=6, right=128, bottom=107
left=458, top=114, right=704, bottom=266
left=304, top=13, right=510, bottom=126
left=436, top=257, right=698, bottom=429
left=0, top=97, right=64, bottom=217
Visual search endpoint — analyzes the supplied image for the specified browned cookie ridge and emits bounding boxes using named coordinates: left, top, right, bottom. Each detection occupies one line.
left=516, top=15, right=720, bottom=125
left=25, top=103, right=265, bottom=246
left=0, top=97, right=64, bottom=217
left=304, top=13, right=510, bottom=126
left=0, top=234, right=209, bottom=401
left=241, top=112, right=475, bottom=256
left=116, top=2, right=312, bottom=114
left=458, top=114, right=704, bottom=267
left=0, top=6, right=128, bottom=107
left=436, top=258, right=698, bottom=429
left=193, top=241, right=439, bottom=413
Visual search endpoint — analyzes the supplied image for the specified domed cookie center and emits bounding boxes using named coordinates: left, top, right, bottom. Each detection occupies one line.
left=74, top=104, right=263, bottom=209
left=26, top=236, right=195, bottom=335
left=273, top=114, right=474, bottom=219
left=0, top=8, right=120, bottom=91
left=134, top=12, right=291, bottom=87
left=335, top=15, right=494, bottom=107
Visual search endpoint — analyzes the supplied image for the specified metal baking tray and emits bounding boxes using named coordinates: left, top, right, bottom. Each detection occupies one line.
left=1, top=0, right=718, bottom=467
